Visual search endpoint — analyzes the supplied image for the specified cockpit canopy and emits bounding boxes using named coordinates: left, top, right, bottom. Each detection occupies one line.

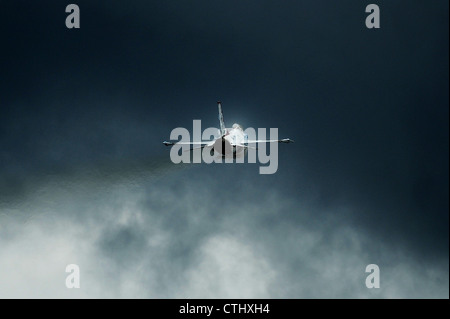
left=232, top=123, right=243, bottom=130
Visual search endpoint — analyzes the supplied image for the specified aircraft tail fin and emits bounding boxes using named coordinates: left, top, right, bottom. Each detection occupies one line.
left=217, top=101, right=226, bottom=136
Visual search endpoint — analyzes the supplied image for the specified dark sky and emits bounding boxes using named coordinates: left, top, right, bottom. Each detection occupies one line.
left=0, top=1, right=448, bottom=298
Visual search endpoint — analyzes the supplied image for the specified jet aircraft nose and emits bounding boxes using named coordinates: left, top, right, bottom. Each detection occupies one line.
left=213, top=137, right=233, bottom=156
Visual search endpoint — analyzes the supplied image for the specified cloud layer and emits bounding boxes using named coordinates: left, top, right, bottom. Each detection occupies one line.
left=0, top=164, right=447, bottom=298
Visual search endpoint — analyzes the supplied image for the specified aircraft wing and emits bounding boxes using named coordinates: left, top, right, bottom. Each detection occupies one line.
left=244, top=138, right=294, bottom=144
left=163, top=140, right=216, bottom=153
left=163, top=141, right=215, bottom=146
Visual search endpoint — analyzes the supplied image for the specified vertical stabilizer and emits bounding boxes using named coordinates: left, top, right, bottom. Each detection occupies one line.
left=217, top=101, right=226, bottom=136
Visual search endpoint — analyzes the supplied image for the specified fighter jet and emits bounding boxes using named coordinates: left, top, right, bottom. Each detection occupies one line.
left=163, top=101, right=294, bottom=158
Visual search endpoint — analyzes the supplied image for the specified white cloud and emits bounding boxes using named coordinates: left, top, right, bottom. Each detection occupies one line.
left=179, top=234, right=277, bottom=298
left=0, top=168, right=448, bottom=298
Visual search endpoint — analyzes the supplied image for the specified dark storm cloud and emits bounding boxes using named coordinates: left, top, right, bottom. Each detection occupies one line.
left=0, top=1, right=448, bottom=298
